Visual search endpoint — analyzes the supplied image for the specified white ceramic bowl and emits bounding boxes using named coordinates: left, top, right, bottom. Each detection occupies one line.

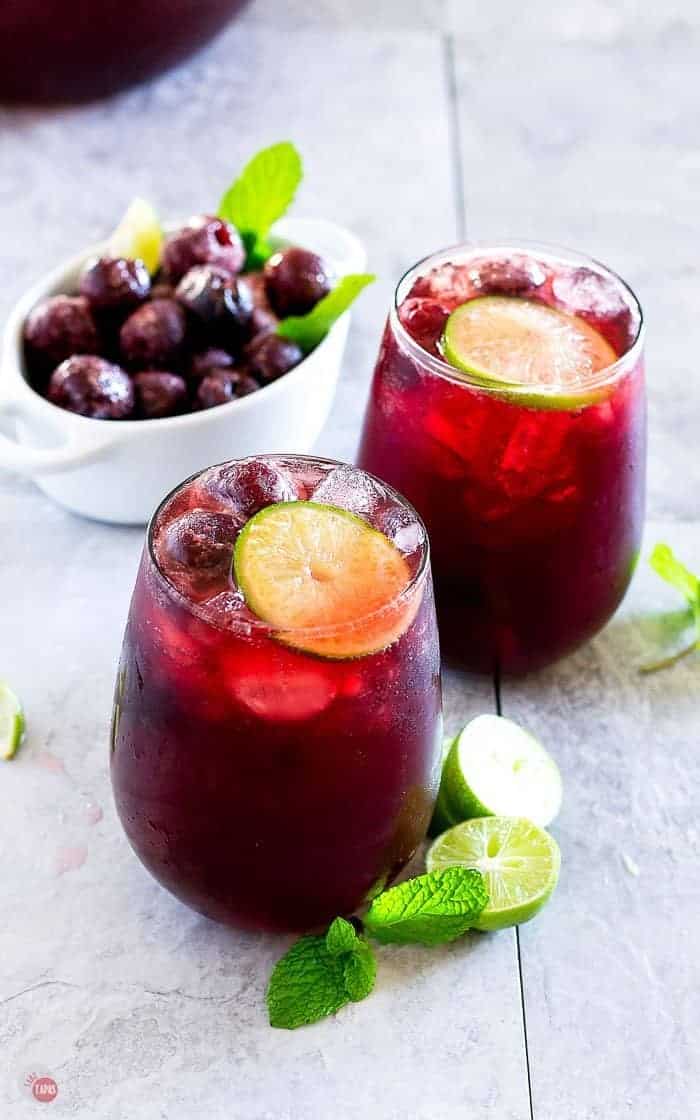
left=0, top=217, right=365, bottom=524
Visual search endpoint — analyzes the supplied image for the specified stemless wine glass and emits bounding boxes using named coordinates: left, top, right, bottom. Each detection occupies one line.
left=358, top=241, right=646, bottom=674
left=111, top=454, right=442, bottom=932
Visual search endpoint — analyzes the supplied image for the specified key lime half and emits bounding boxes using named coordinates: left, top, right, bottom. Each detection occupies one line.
left=234, top=501, right=419, bottom=658
left=0, top=682, right=26, bottom=760
left=108, top=198, right=163, bottom=275
left=441, top=295, right=617, bottom=409
left=426, top=816, right=560, bottom=930
left=436, top=715, right=562, bottom=829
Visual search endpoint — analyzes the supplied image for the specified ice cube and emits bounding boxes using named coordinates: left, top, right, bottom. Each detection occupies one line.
left=409, top=262, right=476, bottom=309
left=201, top=459, right=298, bottom=520
left=552, top=266, right=637, bottom=353
left=231, top=659, right=337, bottom=721
left=376, top=502, right=425, bottom=559
left=496, top=413, right=573, bottom=501
left=311, top=465, right=386, bottom=521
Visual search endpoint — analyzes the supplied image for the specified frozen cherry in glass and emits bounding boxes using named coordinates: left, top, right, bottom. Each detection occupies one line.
left=205, top=458, right=298, bottom=519
left=244, top=332, right=303, bottom=384
left=120, top=299, right=187, bottom=368
left=80, top=257, right=151, bottom=311
left=398, top=298, right=449, bottom=354
left=264, top=246, right=331, bottom=317
left=133, top=371, right=187, bottom=419
left=469, top=255, right=547, bottom=296
left=24, top=295, right=99, bottom=373
left=176, top=265, right=252, bottom=346
left=48, top=355, right=134, bottom=419
left=160, top=509, right=239, bottom=579
left=162, top=215, right=245, bottom=282
left=196, top=369, right=259, bottom=409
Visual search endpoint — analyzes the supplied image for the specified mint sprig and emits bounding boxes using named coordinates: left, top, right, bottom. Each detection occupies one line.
left=218, top=141, right=302, bottom=267
left=267, top=918, right=376, bottom=1030
left=266, top=868, right=487, bottom=1029
left=641, top=543, right=700, bottom=673
left=364, top=867, right=488, bottom=946
left=276, top=273, right=375, bottom=353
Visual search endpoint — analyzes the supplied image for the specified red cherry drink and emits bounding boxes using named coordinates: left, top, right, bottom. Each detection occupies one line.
left=111, top=456, right=442, bottom=931
left=358, top=242, right=646, bottom=674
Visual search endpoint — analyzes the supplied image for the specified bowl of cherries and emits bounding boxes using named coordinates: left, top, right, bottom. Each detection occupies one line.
left=0, top=144, right=370, bottom=524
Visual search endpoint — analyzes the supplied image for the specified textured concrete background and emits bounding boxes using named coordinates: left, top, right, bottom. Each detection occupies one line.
left=1, top=2, right=698, bottom=1117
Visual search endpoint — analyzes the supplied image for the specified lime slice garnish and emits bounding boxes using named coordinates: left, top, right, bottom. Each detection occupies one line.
left=0, top=681, right=26, bottom=760
left=426, top=816, right=560, bottom=930
left=436, top=715, right=562, bottom=828
left=234, top=501, right=418, bottom=658
left=441, top=295, right=617, bottom=408
left=108, top=198, right=163, bottom=275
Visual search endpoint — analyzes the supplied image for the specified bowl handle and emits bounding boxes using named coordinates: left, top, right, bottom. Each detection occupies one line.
left=0, top=397, right=121, bottom=476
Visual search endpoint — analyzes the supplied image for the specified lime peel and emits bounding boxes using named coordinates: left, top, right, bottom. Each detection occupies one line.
left=437, top=714, right=563, bottom=828
left=0, top=682, right=26, bottom=760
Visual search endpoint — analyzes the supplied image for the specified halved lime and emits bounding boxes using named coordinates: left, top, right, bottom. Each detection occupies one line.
left=108, top=198, right=163, bottom=275
left=437, top=715, right=562, bottom=828
left=234, top=501, right=418, bottom=658
left=0, top=682, right=25, bottom=760
left=426, top=816, right=560, bottom=930
left=441, top=295, right=617, bottom=409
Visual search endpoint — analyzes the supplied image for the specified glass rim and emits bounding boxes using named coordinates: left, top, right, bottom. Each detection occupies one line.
left=390, top=238, right=645, bottom=398
left=146, top=453, right=431, bottom=640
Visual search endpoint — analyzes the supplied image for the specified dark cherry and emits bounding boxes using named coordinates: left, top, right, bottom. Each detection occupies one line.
left=161, top=509, right=240, bottom=580
left=196, top=369, right=259, bottom=409
left=47, top=355, right=134, bottom=419
left=398, top=297, right=449, bottom=353
left=119, top=298, right=187, bottom=368
left=244, top=331, right=303, bottom=384
left=133, top=371, right=187, bottom=419
left=23, top=295, right=99, bottom=373
left=240, top=271, right=278, bottom=334
left=211, top=459, right=297, bottom=518
left=469, top=255, right=546, bottom=296
left=162, top=215, right=245, bottom=282
left=263, top=246, right=332, bottom=317
left=189, top=348, right=235, bottom=381
left=175, top=265, right=252, bottom=347
left=79, top=257, right=150, bottom=311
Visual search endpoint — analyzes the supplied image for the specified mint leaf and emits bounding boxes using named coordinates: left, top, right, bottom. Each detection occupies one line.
left=343, top=940, right=376, bottom=1001
left=218, top=141, right=302, bottom=265
left=650, top=543, right=699, bottom=607
left=641, top=543, right=700, bottom=674
left=267, top=934, right=348, bottom=1029
left=364, top=867, right=488, bottom=946
left=325, top=916, right=359, bottom=957
left=277, top=273, right=375, bottom=353
left=267, top=922, right=378, bottom=1029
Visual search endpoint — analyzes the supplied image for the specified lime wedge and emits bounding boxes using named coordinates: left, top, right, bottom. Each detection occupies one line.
left=427, top=816, right=560, bottom=930
left=108, top=198, right=163, bottom=275
left=437, top=715, right=562, bottom=828
left=441, top=296, right=617, bottom=408
left=234, top=501, right=418, bottom=658
left=0, top=681, right=26, bottom=760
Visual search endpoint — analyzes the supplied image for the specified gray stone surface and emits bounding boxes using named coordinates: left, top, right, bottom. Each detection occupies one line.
left=1, top=1, right=699, bottom=1117
left=499, top=521, right=700, bottom=1119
